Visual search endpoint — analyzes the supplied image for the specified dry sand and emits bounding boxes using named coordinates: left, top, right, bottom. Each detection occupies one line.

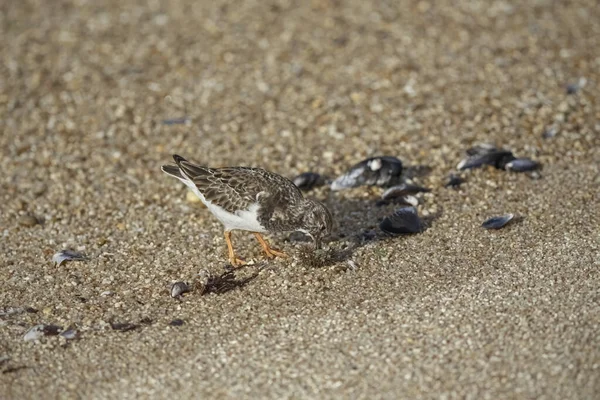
left=1, top=0, right=599, bottom=398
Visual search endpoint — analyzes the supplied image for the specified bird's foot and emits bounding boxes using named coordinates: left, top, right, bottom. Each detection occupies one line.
left=228, top=256, right=247, bottom=267
left=263, top=248, right=288, bottom=259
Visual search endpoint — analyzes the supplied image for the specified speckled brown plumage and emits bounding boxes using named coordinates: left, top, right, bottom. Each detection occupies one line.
left=161, top=155, right=333, bottom=264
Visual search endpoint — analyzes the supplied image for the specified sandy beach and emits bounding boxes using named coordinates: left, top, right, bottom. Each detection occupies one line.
left=1, top=0, right=599, bottom=398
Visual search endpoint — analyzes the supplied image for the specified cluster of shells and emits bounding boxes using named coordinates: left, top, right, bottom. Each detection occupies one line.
left=292, top=144, right=539, bottom=235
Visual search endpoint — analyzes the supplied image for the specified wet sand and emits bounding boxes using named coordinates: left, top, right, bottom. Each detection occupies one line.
left=1, top=0, right=599, bottom=398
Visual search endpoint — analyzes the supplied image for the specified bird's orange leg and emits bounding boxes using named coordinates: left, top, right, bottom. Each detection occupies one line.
left=225, top=231, right=246, bottom=266
left=254, top=233, right=288, bottom=259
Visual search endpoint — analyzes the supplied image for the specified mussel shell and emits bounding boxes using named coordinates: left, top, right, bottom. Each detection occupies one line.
left=380, top=206, right=423, bottom=235
left=331, top=156, right=403, bottom=190
left=482, top=214, right=514, bottom=230
left=458, top=145, right=516, bottom=170
left=504, top=158, right=540, bottom=172
left=376, top=195, right=419, bottom=208
left=292, top=172, right=324, bottom=191
left=381, top=183, right=430, bottom=200
left=445, top=174, right=465, bottom=188
left=52, top=250, right=87, bottom=266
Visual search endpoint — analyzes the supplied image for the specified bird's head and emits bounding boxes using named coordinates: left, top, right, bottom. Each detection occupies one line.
left=300, top=199, right=333, bottom=249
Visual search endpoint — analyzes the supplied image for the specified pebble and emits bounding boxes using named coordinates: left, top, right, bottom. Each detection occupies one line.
left=18, top=215, right=39, bottom=227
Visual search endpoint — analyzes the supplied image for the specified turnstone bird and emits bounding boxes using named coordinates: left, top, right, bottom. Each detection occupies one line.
left=161, top=155, right=333, bottom=266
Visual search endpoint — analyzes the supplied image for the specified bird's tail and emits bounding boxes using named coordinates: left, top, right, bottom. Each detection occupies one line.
left=172, top=154, right=211, bottom=179
left=160, top=164, right=184, bottom=179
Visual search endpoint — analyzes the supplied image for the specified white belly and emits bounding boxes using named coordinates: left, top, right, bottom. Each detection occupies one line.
left=180, top=176, right=267, bottom=233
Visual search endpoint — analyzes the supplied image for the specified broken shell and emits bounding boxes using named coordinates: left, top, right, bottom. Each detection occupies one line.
left=445, top=174, right=465, bottom=188
left=482, top=214, right=514, bottom=230
left=380, top=206, right=423, bottom=235
left=457, top=145, right=515, bottom=170
left=292, top=172, right=325, bottom=191
left=331, top=156, right=403, bottom=190
left=381, top=183, right=430, bottom=201
left=376, top=195, right=419, bottom=208
left=169, top=319, right=185, bottom=326
left=23, top=324, right=62, bottom=341
left=52, top=250, right=87, bottom=266
left=59, top=329, right=78, bottom=340
left=110, top=322, right=139, bottom=332
left=170, top=281, right=190, bottom=298
left=505, top=158, right=540, bottom=172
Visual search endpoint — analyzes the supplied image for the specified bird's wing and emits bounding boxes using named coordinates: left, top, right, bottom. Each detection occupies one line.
left=173, top=155, right=303, bottom=215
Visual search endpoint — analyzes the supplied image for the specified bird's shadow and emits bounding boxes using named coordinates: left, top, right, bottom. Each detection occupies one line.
left=201, top=268, right=261, bottom=294
left=289, top=187, right=443, bottom=269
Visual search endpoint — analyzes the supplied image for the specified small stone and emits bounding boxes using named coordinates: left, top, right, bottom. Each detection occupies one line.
left=18, top=215, right=39, bottom=227
left=169, top=319, right=185, bottom=326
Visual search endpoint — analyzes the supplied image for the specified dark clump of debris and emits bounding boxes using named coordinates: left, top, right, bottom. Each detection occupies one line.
left=297, top=246, right=340, bottom=269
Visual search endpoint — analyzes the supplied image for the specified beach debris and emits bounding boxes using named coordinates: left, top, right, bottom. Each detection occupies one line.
left=59, top=329, right=78, bottom=340
left=445, top=174, right=465, bottom=188
left=52, top=250, right=87, bottom=266
left=381, top=183, right=430, bottom=200
left=169, top=319, right=185, bottom=326
left=527, top=171, right=543, bottom=180
left=331, top=156, right=403, bottom=190
left=170, top=281, right=190, bottom=298
left=18, top=215, right=39, bottom=227
left=292, top=172, right=325, bottom=191
left=542, top=126, right=558, bottom=139
left=162, top=117, right=189, bottom=125
left=110, top=322, right=139, bottom=332
left=505, top=158, right=540, bottom=172
left=457, top=144, right=540, bottom=173
left=380, top=206, right=423, bottom=235
left=566, top=77, right=586, bottom=95
left=23, top=324, right=62, bottom=342
left=376, top=195, right=419, bottom=208
left=457, top=144, right=516, bottom=170
left=482, top=214, right=514, bottom=230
